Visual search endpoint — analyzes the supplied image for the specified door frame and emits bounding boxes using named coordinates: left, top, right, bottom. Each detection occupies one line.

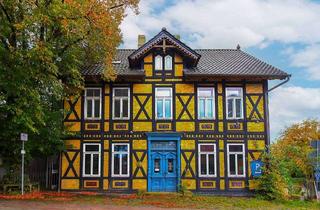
left=146, top=132, right=182, bottom=192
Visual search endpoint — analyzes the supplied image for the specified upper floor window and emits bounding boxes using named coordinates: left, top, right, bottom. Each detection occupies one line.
left=112, top=143, right=130, bottom=177
left=226, top=87, right=243, bottom=119
left=83, top=143, right=101, bottom=177
left=198, top=88, right=215, bottom=119
left=154, top=55, right=173, bottom=70
left=155, top=55, right=163, bottom=70
left=85, top=88, right=101, bottom=119
left=227, top=144, right=245, bottom=177
left=164, top=55, right=173, bottom=70
left=155, top=88, right=172, bottom=119
left=198, top=143, right=216, bottom=177
left=113, top=88, right=130, bottom=120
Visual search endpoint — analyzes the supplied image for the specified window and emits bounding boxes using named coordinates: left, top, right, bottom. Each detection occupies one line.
left=113, top=88, right=130, bottom=120
left=198, top=144, right=216, bottom=177
left=112, top=143, right=130, bottom=177
left=155, top=88, right=172, bottom=119
left=226, top=87, right=243, bottom=119
left=198, top=88, right=215, bottom=119
left=227, top=144, right=245, bottom=177
left=155, top=55, right=163, bottom=70
left=83, top=144, right=101, bottom=177
left=85, top=88, right=101, bottom=119
left=164, top=55, right=173, bottom=70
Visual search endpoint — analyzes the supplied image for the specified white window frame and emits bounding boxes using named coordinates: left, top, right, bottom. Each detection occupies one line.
left=82, top=143, right=101, bottom=177
left=227, top=143, right=246, bottom=177
left=155, top=55, right=163, bottom=70
left=197, top=87, right=215, bottom=119
left=84, top=88, right=102, bottom=120
left=155, top=87, right=173, bottom=120
left=112, top=87, right=130, bottom=120
left=111, top=143, right=130, bottom=177
left=226, top=87, right=243, bottom=119
left=164, top=55, right=173, bottom=70
left=198, top=143, right=217, bottom=177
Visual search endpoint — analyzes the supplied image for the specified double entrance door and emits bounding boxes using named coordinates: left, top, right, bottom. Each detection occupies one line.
left=150, top=141, right=177, bottom=192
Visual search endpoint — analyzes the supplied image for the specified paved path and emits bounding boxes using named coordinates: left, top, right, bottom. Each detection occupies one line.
left=0, top=200, right=196, bottom=210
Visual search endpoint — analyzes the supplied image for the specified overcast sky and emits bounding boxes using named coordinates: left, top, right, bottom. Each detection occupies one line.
left=120, top=0, right=320, bottom=142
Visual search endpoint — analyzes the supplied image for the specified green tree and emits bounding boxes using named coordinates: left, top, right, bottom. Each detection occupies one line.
left=0, top=0, right=139, bottom=168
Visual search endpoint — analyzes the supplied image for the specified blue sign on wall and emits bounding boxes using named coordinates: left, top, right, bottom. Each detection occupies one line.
left=250, top=160, right=263, bottom=177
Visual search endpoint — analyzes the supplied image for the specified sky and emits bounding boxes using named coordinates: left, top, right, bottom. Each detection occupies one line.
left=120, top=0, right=320, bottom=142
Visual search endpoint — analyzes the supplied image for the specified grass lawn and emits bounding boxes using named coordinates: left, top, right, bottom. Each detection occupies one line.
left=0, top=192, right=319, bottom=209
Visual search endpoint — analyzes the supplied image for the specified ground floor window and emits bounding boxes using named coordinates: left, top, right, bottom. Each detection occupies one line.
left=227, top=144, right=245, bottom=177
left=83, top=143, right=101, bottom=177
left=112, top=143, right=130, bottom=177
left=198, top=143, right=216, bottom=177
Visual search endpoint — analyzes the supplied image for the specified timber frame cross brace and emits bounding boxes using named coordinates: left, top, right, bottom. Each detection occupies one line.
left=154, top=39, right=175, bottom=53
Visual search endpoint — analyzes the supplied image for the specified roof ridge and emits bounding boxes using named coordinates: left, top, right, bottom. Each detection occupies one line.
left=194, top=48, right=238, bottom=51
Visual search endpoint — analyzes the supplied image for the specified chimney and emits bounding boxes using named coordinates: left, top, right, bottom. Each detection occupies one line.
left=174, top=34, right=181, bottom=40
left=138, top=35, right=146, bottom=48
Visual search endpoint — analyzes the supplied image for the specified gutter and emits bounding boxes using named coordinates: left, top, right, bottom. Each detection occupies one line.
left=267, top=75, right=291, bottom=92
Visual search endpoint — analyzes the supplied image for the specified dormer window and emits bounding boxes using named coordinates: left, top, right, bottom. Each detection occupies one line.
left=154, top=54, right=173, bottom=71
left=155, top=55, right=163, bottom=70
left=164, top=55, right=173, bottom=70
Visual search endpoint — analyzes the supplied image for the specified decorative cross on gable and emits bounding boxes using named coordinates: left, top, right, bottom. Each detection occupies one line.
left=154, top=39, right=175, bottom=53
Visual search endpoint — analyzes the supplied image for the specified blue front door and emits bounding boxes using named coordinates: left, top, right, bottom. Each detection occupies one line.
left=150, top=141, right=177, bottom=192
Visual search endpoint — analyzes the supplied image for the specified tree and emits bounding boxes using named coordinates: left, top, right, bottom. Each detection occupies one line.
left=0, top=0, right=139, bottom=168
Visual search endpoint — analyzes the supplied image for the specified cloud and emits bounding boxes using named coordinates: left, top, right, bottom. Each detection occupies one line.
left=269, top=86, right=320, bottom=141
left=289, top=44, right=320, bottom=80
left=121, top=0, right=320, bottom=48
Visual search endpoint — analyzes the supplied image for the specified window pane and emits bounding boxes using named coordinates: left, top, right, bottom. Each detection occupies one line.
left=122, top=99, right=128, bottom=118
left=115, top=89, right=128, bottom=97
left=156, top=89, right=171, bottom=97
left=113, top=154, right=120, bottom=175
left=206, top=99, right=213, bottom=118
left=85, top=154, right=91, bottom=175
left=154, top=159, right=160, bottom=173
left=157, top=99, right=163, bottom=118
left=227, top=88, right=241, bottom=97
left=199, top=89, right=213, bottom=97
left=93, top=89, right=100, bottom=97
left=92, top=154, right=99, bottom=175
left=199, top=99, right=205, bottom=118
left=86, top=100, right=92, bottom=118
left=227, top=98, right=233, bottom=118
left=94, top=99, right=100, bottom=118
left=164, top=55, right=172, bottom=70
left=235, top=98, right=242, bottom=118
left=114, top=99, right=121, bottom=118
left=155, top=55, right=162, bottom=70
left=114, top=145, right=128, bottom=152
left=238, top=154, right=244, bottom=175
left=200, top=144, right=214, bottom=152
left=86, top=89, right=94, bottom=97
left=229, top=154, right=236, bottom=175
left=200, top=154, right=207, bottom=175
left=122, top=154, right=128, bottom=175
left=165, top=99, right=171, bottom=118
left=168, top=159, right=173, bottom=172
left=208, top=154, right=215, bottom=175
left=229, top=145, right=243, bottom=152
left=85, top=145, right=99, bottom=152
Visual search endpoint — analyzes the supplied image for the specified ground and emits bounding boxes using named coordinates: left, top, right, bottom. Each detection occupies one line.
left=0, top=192, right=319, bottom=210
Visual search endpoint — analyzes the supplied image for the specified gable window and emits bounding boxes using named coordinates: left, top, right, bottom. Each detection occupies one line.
left=112, top=143, right=130, bottom=177
left=198, top=144, right=216, bottom=177
left=85, top=88, right=101, bottom=119
left=227, top=144, right=245, bottom=177
left=155, top=88, right=172, bottom=119
left=113, top=88, right=130, bottom=120
left=198, top=88, right=215, bottom=119
left=83, top=143, right=101, bottom=177
left=155, top=55, right=163, bottom=70
left=164, top=55, right=173, bottom=70
left=226, top=87, right=243, bottom=119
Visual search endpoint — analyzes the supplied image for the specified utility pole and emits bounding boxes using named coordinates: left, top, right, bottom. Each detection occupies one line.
left=20, top=133, right=28, bottom=195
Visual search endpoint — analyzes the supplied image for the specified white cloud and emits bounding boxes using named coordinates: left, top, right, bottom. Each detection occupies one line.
left=289, top=44, right=320, bottom=80
left=121, top=0, right=320, bottom=48
left=269, top=86, right=320, bottom=141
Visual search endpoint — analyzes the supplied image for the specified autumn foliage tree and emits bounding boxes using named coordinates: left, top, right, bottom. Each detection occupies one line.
left=0, top=0, right=139, bottom=169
